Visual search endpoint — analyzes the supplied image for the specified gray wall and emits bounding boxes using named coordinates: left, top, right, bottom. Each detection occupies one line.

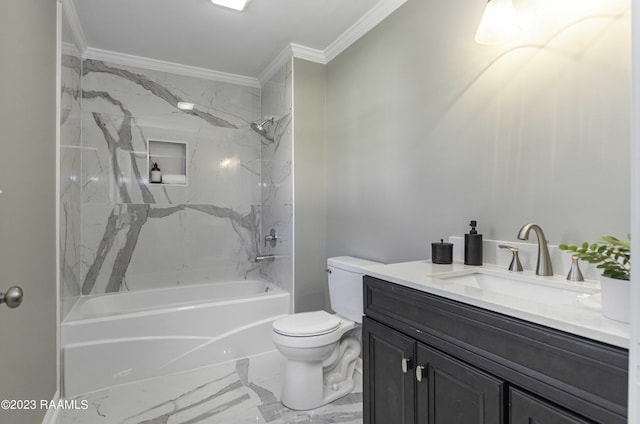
left=0, top=0, right=57, bottom=421
left=293, top=59, right=327, bottom=312
left=326, top=0, right=631, bottom=263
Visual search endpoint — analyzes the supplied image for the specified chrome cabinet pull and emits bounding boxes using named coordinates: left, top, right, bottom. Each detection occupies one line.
left=416, top=365, right=425, bottom=382
left=401, top=357, right=412, bottom=374
left=0, top=286, right=23, bottom=309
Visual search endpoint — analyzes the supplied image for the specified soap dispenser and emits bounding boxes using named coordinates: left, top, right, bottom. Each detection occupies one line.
left=464, top=220, right=483, bottom=266
left=150, top=162, right=162, bottom=183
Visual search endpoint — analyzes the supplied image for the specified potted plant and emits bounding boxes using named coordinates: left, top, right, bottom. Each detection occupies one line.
left=559, top=236, right=630, bottom=323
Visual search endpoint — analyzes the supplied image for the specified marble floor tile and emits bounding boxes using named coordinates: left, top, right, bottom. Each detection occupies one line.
left=54, top=350, right=363, bottom=424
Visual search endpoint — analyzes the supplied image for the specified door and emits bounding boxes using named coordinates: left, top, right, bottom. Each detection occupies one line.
left=363, top=317, right=416, bottom=424
left=0, top=0, right=58, bottom=423
left=416, top=343, right=504, bottom=424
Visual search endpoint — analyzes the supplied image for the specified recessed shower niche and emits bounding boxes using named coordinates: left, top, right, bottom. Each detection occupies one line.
left=147, top=139, right=188, bottom=185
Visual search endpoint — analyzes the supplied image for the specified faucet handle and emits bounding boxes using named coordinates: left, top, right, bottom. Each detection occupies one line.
left=566, top=254, right=584, bottom=282
left=264, top=228, right=278, bottom=247
left=499, top=245, right=524, bottom=272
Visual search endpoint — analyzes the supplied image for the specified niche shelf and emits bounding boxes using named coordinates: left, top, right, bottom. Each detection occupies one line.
left=147, top=140, right=188, bottom=186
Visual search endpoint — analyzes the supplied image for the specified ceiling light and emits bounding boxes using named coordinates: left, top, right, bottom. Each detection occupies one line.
left=475, top=0, right=520, bottom=45
left=177, top=102, right=195, bottom=110
left=210, top=0, right=252, bottom=11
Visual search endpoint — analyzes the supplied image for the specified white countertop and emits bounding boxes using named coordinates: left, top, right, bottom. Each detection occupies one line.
left=363, top=260, right=630, bottom=349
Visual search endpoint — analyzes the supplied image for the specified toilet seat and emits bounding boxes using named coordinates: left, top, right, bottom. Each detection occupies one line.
left=273, top=311, right=341, bottom=337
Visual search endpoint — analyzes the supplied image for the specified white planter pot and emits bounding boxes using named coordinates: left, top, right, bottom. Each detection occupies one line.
left=600, top=275, right=630, bottom=323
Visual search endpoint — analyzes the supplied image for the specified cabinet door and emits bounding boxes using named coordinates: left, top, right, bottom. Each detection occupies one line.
left=416, top=343, right=504, bottom=424
left=363, top=317, right=416, bottom=424
left=510, top=388, right=593, bottom=424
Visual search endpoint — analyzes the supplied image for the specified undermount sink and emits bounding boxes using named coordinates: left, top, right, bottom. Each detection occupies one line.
left=430, top=269, right=599, bottom=306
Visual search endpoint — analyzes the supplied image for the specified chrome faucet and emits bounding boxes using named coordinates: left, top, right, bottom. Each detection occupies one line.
left=517, top=223, right=554, bottom=276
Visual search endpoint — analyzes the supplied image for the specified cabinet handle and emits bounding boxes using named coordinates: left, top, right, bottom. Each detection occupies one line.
left=416, top=365, right=425, bottom=382
left=402, top=357, right=412, bottom=373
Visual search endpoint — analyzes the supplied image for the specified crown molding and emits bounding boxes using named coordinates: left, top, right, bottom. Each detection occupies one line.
left=258, top=0, right=407, bottom=83
left=290, top=43, right=326, bottom=64
left=84, top=48, right=261, bottom=88
left=61, top=0, right=87, bottom=54
left=324, top=0, right=407, bottom=62
left=257, top=44, right=294, bottom=87
left=257, top=43, right=324, bottom=87
left=61, top=0, right=405, bottom=88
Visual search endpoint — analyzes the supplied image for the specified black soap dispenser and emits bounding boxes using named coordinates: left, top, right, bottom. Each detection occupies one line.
left=464, top=220, right=483, bottom=266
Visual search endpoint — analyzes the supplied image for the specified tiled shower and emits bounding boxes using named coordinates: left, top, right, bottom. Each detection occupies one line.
left=60, top=34, right=294, bottom=319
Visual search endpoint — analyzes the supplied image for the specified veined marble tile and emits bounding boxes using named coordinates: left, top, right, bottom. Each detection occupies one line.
left=259, top=60, right=293, bottom=296
left=54, top=351, right=362, bottom=424
left=60, top=11, right=83, bottom=319
left=80, top=202, right=262, bottom=294
left=78, top=58, right=263, bottom=294
left=82, top=60, right=259, bottom=127
left=81, top=109, right=262, bottom=207
left=182, top=205, right=261, bottom=284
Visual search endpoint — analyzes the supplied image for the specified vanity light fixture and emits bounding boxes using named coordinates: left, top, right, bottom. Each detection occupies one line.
left=177, top=102, right=195, bottom=110
left=475, top=0, right=520, bottom=45
left=210, top=0, right=252, bottom=11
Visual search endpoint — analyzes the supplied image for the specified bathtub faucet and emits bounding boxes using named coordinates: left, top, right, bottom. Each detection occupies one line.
left=255, top=254, right=275, bottom=263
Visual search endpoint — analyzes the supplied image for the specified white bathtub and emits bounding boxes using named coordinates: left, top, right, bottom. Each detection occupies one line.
left=62, top=280, right=290, bottom=397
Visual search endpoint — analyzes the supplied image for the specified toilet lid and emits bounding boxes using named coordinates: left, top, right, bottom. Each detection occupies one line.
left=273, top=311, right=341, bottom=337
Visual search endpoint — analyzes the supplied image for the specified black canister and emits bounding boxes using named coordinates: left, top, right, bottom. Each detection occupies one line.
left=432, top=239, right=453, bottom=264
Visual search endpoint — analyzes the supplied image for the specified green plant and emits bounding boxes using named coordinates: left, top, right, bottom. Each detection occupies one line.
left=559, top=236, right=630, bottom=281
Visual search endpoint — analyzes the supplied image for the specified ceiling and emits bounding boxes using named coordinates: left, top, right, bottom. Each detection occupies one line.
left=71, top=0, right=386, bottom=80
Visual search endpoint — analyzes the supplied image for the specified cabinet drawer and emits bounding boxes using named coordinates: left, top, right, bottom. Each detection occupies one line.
left=364, top=276, right=628, bottom=424
left=510, top=388, right=592, bottom=424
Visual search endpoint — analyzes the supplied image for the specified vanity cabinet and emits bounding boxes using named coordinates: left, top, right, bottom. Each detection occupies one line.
left=363, top=276, right=628, bottom=424
left=364, top=318, right=503, bottom=424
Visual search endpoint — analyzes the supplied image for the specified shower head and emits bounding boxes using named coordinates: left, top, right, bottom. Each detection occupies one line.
left=250, top=117, right=275, bottom=141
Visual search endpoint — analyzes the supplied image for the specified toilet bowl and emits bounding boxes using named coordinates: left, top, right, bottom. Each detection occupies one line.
left=272, top=256, right=380, bottom=410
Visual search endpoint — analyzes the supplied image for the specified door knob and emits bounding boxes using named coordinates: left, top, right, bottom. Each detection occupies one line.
left=1, top=286, right=23, bottom=309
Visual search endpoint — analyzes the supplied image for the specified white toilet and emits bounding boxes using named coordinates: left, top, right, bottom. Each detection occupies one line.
left=272, top=256, right=380, bottom=410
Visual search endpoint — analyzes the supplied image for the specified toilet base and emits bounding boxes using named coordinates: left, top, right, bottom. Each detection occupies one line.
left=280, top=335, right=360, bottom=411
left=280, top=360, right=357, bottom=410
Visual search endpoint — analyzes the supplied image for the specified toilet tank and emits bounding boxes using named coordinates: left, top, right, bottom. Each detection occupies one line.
left=327, top=256, right=381, bottom=323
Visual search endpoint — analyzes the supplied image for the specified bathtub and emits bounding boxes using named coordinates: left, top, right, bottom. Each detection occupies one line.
left=62, top=280, right=290, bottom=397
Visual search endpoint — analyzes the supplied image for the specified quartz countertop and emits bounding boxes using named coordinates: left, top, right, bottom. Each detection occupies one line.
left=363, top=260, right=630, bottom=349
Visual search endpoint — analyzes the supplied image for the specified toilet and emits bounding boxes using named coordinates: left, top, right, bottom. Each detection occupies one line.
left=272, top=256, right=380, bottom=410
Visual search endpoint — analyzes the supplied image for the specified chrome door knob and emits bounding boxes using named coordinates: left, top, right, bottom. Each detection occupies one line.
left=1, top=286, right=23, bottom=309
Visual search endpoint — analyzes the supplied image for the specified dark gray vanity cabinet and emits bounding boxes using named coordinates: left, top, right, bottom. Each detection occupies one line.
left=364, top=317, right=415, bottom=424
left=364, top=317, right=504, bottom=424
left=363, top=275, right=628, bottom=424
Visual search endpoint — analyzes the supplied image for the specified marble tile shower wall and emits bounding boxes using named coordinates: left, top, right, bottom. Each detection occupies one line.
left=60, top=15, right=82, bottom=318
left=259, top=61, right=294, bottom=297
left=79, top=59, right=264, bottom=294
